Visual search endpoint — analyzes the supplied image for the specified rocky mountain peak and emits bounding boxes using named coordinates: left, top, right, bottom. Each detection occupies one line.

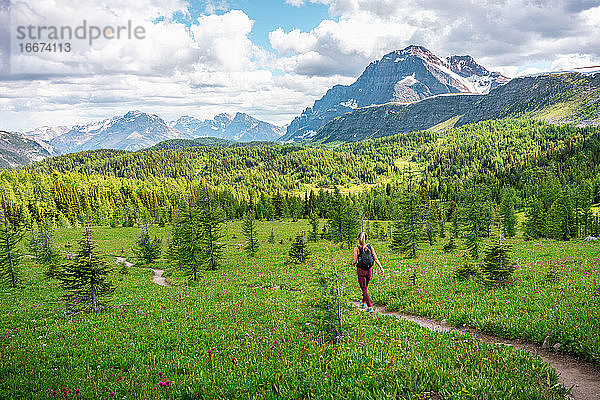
left=214, top=113, right=233, bottom=123
left=281, top=45, right=512, bottom=143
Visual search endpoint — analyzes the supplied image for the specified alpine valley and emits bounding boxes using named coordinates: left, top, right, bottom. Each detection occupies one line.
left=4, top=42, right=600, bottom=400
left=2, top=44, right=600, bottom=167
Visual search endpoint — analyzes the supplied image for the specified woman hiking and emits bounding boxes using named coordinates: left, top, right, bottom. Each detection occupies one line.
left=353, top=232, right=384, bottom=313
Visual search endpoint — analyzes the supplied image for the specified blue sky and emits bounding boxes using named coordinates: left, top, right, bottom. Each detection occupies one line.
left=180, top=0, right=332, bottom=51
left=1, top=0, right=599, bottom=131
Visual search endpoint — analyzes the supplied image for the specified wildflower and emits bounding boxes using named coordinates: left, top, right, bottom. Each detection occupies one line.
left=158, top=371, right=164, bottom=377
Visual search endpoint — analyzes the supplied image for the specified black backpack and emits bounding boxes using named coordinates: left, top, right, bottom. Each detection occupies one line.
left=357, top=244, right=374, bottom=270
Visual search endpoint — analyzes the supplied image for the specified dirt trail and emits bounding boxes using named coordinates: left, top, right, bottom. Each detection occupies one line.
left=352, top=301, right=600, bottom=400
left=151, top=268, right=170, bottom=287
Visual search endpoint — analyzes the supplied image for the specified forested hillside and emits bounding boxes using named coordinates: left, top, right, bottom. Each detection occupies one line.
left=0, top=118, right=593, bottom=236
left=28, top=144, right=381, bottom=190
left=310, top=72, right=600, bottom=143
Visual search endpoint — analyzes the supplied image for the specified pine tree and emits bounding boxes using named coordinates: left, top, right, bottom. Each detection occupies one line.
left=328, top=188, right=345, bottom=247
left=552, top=189, right=576, bottom=240
left=451, top=212, right=460, bottom=238
left=420, top=187, right=437, bottom=246
left=289, top=233, right=310, bottom=263
left=172, top=199, right=203, bottom=281
left=133, top=222, right=162, bottom=264
left=392, top=187, right=421, bottom=258
left=198, top=192, right=225, bottom=270
left=390, top=220, right=403, bottom=252
left=481, top=222, right=514, bottom=285
left=58, top=226, right=114, bottom=312
left=243, top=207, right=259, bottom=257
left=272, top=192, right=284, bottom=220
left=524, top=197, right=546, bottom=239
left=268, top=228, right=275, bottom=244
left=372, top=221, right=381, bottom=239
left=438, top=214, right=446, bottom=238
left=0, top=193, right=23, bottom=288
left=308, top=212, right=319, bottom=242
left=500, top=193, right=517, bottom=238
left=30, top=223, right=61, bottom=278
left=462, top=190, right=488, bottom=259
left=342, top=202, right=360, bottom=250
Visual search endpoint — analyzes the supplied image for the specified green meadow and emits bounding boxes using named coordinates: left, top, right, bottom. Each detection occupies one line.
left=3, top=220, right=599, bottom=399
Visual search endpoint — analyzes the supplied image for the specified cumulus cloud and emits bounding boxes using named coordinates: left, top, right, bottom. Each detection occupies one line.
left=271, top=0, right=600, bottom=77
left=2, top=0, right=599, bottom=132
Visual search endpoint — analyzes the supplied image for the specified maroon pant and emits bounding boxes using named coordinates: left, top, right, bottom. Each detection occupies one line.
left=357, top=267, right=372, bottom=307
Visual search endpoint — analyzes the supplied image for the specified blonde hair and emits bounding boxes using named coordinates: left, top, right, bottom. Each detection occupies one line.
left=357, top=232, right=367, bottom=250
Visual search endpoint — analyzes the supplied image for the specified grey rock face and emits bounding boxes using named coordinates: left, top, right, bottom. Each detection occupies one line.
left=313, top=94, right=482, bottom=143
left=282, top=45, right=507, bottom=142
left=172, top=112, right=284, bottom=142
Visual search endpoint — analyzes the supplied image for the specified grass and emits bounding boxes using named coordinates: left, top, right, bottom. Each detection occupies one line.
left=2, top=220, right=595, bottom=399
left=427, top=115, right=462, bottom=132
left=368, top=236, right=600, bottom=364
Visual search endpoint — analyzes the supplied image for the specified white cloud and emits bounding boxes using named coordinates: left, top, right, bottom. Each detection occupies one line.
left=2, top=0, right=600, bottom=132
left=285, top=0, right=305, bottom=7
left=551, top=53, right=600, bottom=71
left=270, top=0, right=600, bottom=77
left=190, top=10, right=258, bottom=72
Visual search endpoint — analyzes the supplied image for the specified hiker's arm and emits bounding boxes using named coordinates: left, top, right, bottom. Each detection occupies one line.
left=372, top=247, right=384, bottom=273
left=352, top=247, right=358, bottom=267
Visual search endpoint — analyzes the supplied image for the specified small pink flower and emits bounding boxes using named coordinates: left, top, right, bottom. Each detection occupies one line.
left=158, top=371, right=164, bottom=377
left=152, top=387, right=157, bottom=391
left=109, top=392, right=115, bottom=397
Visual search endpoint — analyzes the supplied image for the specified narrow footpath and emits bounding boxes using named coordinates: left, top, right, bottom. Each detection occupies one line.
left=151, top=268, right=170, bottom=287
left=352, top=301, right=600, bottom=400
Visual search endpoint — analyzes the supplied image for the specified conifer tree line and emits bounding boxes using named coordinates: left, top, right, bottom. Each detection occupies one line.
left=0, top=171, right=598, bottom=246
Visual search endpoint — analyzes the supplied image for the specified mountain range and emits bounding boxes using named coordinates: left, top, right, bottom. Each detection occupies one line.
left=0, top=130, right=56, bottom=169
left=2, top=44, right=600, bottom=168
left=10, top=111, right=284, bottom=158
left=171, top=112, right=284, bottom=142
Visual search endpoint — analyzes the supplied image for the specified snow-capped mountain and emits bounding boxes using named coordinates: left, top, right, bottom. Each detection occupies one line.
left=49, top=111, right=187, bottom=153
left=172, top=112, right=284, bottom=142
left=172, top=113, right=234, bottom=138
left=446, top=55, right=510, bottom=93
left=26, top=125, right=70, bottom=142
left=281, top=45, right=509, bottom=142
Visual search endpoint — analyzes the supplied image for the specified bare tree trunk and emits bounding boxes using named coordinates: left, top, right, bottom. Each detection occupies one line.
left=209, top=227, right=215, bottom=270
left=8, top=248, right=16, bottom=288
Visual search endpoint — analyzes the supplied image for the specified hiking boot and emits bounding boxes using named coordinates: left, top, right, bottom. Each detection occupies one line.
left=366, top=307, right=374, bottom=313
left=359, top=301, right=366, bottom=310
